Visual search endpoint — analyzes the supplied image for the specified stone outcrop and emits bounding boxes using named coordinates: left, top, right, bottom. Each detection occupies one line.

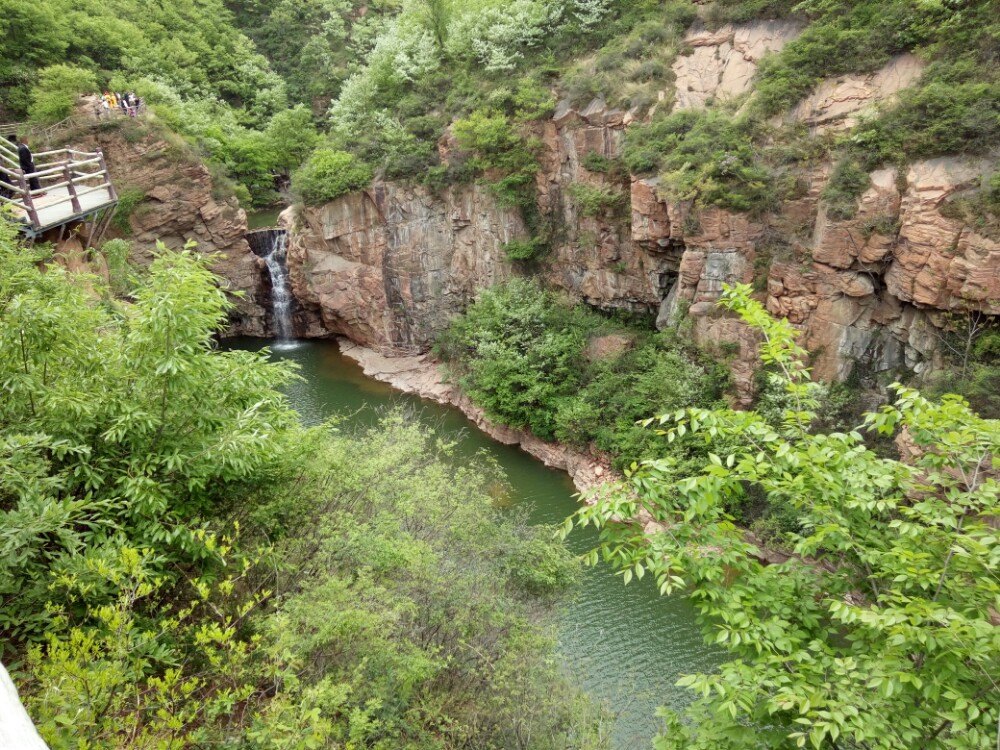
left=69, top=104, right=267, bottom=335
left=789, top=54, right=925, bottom=133
left=286, top=183, right=521, bottom=350
left=811, top=167, right=901, bottom=270
left=672, top=21, right=802, bottom=110
left=538, top=99, right=680, bottom=313
left=766, top=262, right=940, bottom=381
left=279, top=21, right=995, bottom=399
left=888, top=158, right=1000, bottom=314
left=668, top=155, right=994, bottom=389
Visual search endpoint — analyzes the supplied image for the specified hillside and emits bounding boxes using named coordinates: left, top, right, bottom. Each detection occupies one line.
left=236, top=0, right=999, bottom=415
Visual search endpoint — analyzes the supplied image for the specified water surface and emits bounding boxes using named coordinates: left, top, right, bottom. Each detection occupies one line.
left=231, top=337, right=722, bottom=748
left=247, top=207, right=283, bottom=229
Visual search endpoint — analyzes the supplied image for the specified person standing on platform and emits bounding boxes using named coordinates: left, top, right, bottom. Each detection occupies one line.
left=13, top=135, right=44, bottom=196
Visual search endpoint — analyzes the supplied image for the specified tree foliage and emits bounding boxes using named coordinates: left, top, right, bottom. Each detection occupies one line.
left=292, top=148, right=374, bottom=205
left=570, top=283, right=1000, bottom=749
left=0, top=220, right=604, bottom=749
left=438, top=279, right=722, bottom=462
left=29, top=64, right=98, bottom=123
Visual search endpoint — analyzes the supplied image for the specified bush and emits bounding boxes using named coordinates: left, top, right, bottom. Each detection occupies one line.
left=503, top=236, right=546, bottom=261
left=29, top=64, right=97, bottom=123
left=99, top=238, right=139, bottom=296
left=263, top=105, right=320, bottom=176
left=851, top=76, right=1000, bottom=166
left=111, top=188, right=146, bottom=235
left=452, top=110, right=540, bottom=203
left=438, top=280, right=591, bottom=439
left=821, top=158, right=870, bottom=220
left=624, top=109, right=775, bottom=213
left=750, top=0, right=946, bottom=117
left=554, top=336, right=724, bottom=466
left=439, top=280, right=722, bottom=461
left=566, top=182, right=627, bottom=218
left=293, top=149, right=373, bottom=205
left=580, top=151, right=622, bottom=175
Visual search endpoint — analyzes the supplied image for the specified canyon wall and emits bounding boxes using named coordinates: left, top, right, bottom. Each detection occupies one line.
left=286, top=182, right=522, bottom=350
left=278, top=23, right=996, bottom=398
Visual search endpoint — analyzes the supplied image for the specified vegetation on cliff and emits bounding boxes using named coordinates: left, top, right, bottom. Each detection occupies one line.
left=7, top=0, right=996, bottom=218
left=0, top=222, right=603, bottom=749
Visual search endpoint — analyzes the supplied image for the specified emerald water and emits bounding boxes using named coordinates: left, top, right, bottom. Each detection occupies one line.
left=246, top=207, right=283, bottom=229
left=231, top=338, right=721, bottom=748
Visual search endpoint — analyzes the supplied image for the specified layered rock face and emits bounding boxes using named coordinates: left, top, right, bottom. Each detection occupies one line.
left=538, top=101, right=681, bottom=313
left=671, top=21, right=802, bottom=111
left=286, top=183, right=521, bottom=350
left=68, top=106, right=267, bottom=335
left=281, top=22, right=996, bottom=398
left=788, top=54, right=924, bottom=133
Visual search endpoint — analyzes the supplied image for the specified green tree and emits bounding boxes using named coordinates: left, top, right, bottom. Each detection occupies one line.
left=571, top=284, right=1000, bottom=749
left=264, top=104, right=320, bottom=176
left=0, top=219, right=601, bottom=748
left=29, top=64, right=98, bottom=123
left=292, top=147, right=373, bottom=205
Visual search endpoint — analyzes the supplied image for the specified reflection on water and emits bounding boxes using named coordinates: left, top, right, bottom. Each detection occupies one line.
left=229, top=337, right=722, bottom=748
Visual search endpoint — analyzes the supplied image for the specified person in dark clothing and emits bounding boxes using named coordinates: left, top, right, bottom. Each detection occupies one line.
left=12, top=135, right=44, bottom=195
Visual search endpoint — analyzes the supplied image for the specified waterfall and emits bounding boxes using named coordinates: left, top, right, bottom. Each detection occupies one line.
left=247, top=228, right=294, bottom=340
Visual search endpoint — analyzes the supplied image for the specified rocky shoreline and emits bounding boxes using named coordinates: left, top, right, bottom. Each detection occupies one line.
left=336, top=338, right=616, bottom=496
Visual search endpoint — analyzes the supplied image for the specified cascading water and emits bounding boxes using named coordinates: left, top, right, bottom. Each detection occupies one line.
left=246, top=228, right=294, bottom=340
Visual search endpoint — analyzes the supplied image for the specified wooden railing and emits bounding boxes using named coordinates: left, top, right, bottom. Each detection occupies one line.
left=0, top=138, right=117, bottom=231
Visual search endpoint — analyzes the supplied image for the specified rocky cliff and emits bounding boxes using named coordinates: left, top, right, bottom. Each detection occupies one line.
left=287, top=182, right=522, bottom=350
left=66, top=106, right=268, bottom=335
left=281, top=21, right=996, bottom=397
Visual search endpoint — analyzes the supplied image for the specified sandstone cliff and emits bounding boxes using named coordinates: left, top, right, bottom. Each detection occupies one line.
left=280, top=21, right=996, bottom=400
left=286, top=182, right=522, bottom=350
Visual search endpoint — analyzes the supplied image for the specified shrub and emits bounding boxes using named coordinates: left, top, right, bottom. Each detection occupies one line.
left=29, top=64, right=97, bottom=123
left=821, top=158, right=870, bottom=220
left=99, top=238, right=139, bottom=296
left=438, top=280, right=592, bottom=439
left=554, top=336, right=724, bottom=466
left=503, top=236, right=545, bottom=261
left=580, top=151, right=621, bottom=175
left=439, top=281, right=721, bottom=462
left=567, top=182, right=626, bottom=218
left=851, top=76, right=1000, bottom=166
left=111, top=188, right=146, bottom=235
left=512, top=77, right=557, bottom=121
left=452, top=108, right=540, bottom=208
left=624, top=109, right=776, bottom=213
left=293, top=149, right=373, bottom=205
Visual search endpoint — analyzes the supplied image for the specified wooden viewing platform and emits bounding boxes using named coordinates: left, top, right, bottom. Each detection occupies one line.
left=0, top=135, right=118, bottom=241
